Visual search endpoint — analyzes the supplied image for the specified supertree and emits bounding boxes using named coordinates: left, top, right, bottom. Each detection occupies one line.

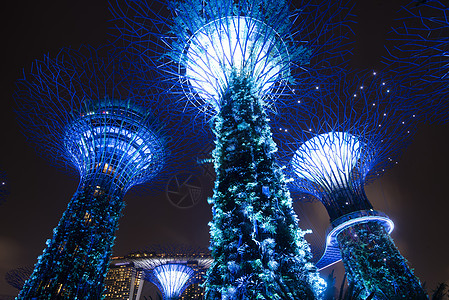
left=110, top=0, right=353, bottom=298
left=110, top=0, right=353, bottom=120
left=126, top=245, right=212, bottom=300
left=5, top=266, right=33, bottom=291
left=14, top=46, right=198, bottom=299
left=148, top=263, right=195, bottom=300
left=384, top=0, right=449, bottom=123
left=275, top=70, right=427, bottom=299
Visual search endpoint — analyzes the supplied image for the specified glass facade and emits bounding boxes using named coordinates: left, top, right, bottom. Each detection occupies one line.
left=104, top=260, right=144, bottom=300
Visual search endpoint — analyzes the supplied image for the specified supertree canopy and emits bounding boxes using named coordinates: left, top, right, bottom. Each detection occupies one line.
left=110, top=0, right=355, bottom=298
left=126, top=245, right=212, bottom=300
left=110, top=0, right=353, bottom=119
left=149, top=263, right=195, bottom=300
left=384, top=0, right=449, bottom=123
left=275, top=70, right=427, bottom=299
left=14, top=46, right=196, bottom=299
left=5, top=266, right=33, bottom=291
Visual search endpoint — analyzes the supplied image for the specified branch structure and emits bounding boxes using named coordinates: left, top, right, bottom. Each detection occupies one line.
left=276, top=70, right=427, bottom=299
left=5, top=266, right=33, bottom=291
left=110, top=0, right=354, bottom=298
left=384, top=1, right=449, bottom=123
left=14, top=46, right=199, bottom=299
left=149, top=263, right=195, bottom=300
left=110, top=0, right=353, bottom=121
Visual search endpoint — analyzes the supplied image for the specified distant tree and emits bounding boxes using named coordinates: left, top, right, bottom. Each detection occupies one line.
left=431, top=283, right=448, bottom=300
left=5, top=266, right=33, bottom=291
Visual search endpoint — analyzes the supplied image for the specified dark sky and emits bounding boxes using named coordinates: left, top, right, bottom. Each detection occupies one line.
left=0, top=0, right=448, bottom=297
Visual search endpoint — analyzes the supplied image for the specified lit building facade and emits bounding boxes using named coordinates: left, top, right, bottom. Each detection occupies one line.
left=104, top=260, right=144, bottom=300
left=104, top=251, right=212, bottom=300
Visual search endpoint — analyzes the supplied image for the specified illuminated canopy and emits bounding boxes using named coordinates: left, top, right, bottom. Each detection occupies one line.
left=151, top=263, right=195, bottom=299
left=184, top=16, right=287, bottom=110
left=64, top=100, right=166, bottom=190
left=292, top=132, right=361, bottom=190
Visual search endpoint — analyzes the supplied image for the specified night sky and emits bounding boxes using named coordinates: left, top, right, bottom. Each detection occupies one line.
left=1, top=0, right=448, bottom=297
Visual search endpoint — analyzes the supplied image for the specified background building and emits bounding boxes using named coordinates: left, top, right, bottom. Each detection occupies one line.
left=104, top=250, right=212, bottom=300
left=104, top=261, right=144, bottom=300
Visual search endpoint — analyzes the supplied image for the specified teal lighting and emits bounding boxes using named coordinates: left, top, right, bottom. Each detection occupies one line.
left=111, top=0, right=354, bottom=297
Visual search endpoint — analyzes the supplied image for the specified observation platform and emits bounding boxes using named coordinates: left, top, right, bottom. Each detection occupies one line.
left=316, top=210, right=394, bottom=270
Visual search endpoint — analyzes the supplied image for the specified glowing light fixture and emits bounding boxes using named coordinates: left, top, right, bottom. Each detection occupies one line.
left=184, top=16, right=286, bottom=110
left=64, top=106, right=166, bottom=184
left=292, top=132, right=361, bottom=190
left=316, top=210, right=394, bottom=270
left=275, top=70, right=426, bottom=298
left=151, top=263, right=195, bottom=299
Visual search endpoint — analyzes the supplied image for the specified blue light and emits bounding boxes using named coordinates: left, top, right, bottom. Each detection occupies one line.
left=292, top=132, right=361, bottom=191
left=63, top=100, right=167, bottom=190
left=14, top=46, right=188, bottom=299
left=274, top=69, right=425, bottom=297
left=151, top=263, right=195, bottom=299
left=184, top=16, right=288, bottom=110
left=316, top=210, right=394, bottom=270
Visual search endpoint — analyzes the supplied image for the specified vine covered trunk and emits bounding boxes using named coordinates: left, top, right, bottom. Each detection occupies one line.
left=204, top=75, right=323, bottom=300
left=337, top=221, right=427, bottom=299
left=18, top=175, right=125, bottom=299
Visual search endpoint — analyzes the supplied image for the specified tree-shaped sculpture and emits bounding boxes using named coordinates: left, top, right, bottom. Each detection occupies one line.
left=276, top=70, right=427, bottom=299
left=110, top=0, right=354, bottom=298
left=148, top=263, right=195, bottom=300
left=5, top=266, right=33, bottom=291
left=14, top=46, right=197, bottom=299
left=127, top=245, right=212, bottom=300
left=385, top=0, right=449, bottom=123
left=111, top=0, right=353, bottom=121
